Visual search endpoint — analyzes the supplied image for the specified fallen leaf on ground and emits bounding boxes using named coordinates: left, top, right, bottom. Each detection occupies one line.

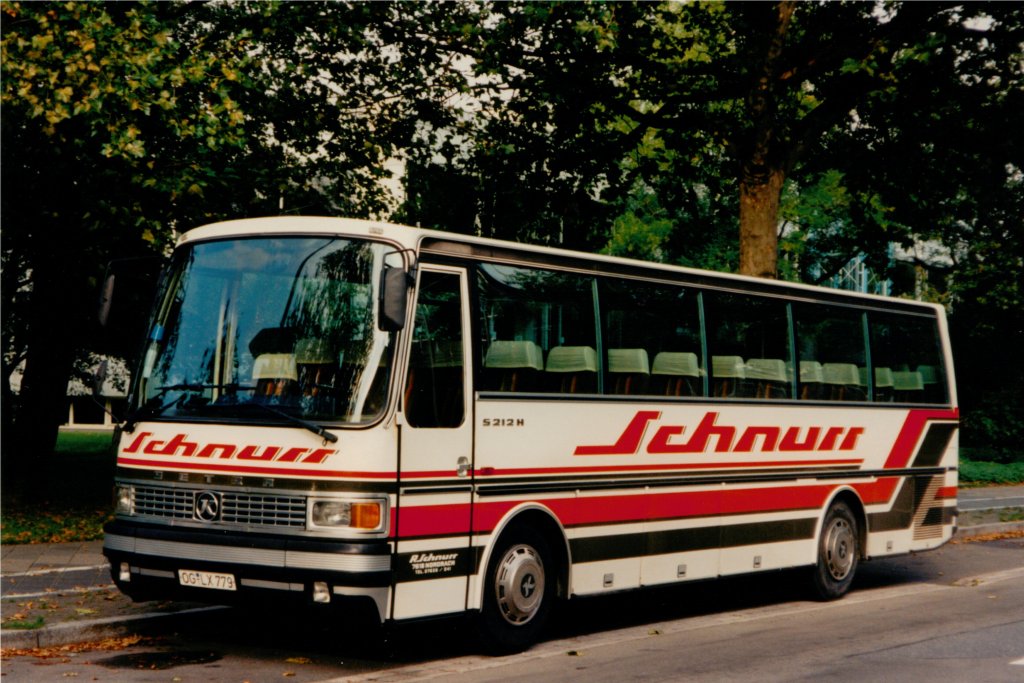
left=950, top=530, right=1024, bottom=544
left=1, top=635, right=145, bottom=660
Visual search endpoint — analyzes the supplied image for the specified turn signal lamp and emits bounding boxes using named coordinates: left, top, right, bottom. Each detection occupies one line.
left=309, top=498, right=386, bottom=533
left=350, top=502, right=382, bottom=529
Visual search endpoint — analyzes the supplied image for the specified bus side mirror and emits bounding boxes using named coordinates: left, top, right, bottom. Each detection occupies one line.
left=379, top=266, right=414, bottom=332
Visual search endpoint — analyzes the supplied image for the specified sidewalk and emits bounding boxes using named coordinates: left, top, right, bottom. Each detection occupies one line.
left=1, top=540, right=215, bottom=651
left=1, top=540, right=107, bottom=583
left=3, top=488, right=1022, bottom=652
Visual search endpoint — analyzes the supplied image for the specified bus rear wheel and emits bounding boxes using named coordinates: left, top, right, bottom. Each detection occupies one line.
left=811, top=500, right=860, bottom=600
left=479, top=526, right=554, bottom=654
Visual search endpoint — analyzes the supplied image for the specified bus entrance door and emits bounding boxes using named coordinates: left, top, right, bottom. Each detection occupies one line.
left=393, top=266, right=474, bottom=619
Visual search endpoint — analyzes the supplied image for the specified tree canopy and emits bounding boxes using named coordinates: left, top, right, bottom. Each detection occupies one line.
left=402, top=2, right=1021, bottom=283
left=1, top=0, right=473, bottom=459
left=2, top=1, right=1022, bottom=464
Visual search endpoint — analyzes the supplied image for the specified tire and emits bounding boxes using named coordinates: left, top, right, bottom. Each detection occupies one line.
left=478, top=526, right=555, bottom=654
left=811, top=500, right=860, bottom=600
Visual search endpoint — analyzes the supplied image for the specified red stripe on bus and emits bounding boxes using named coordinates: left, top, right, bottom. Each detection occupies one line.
left=117, top=457, right=397, bottom=479
left=395, top=503, right=472, bottom=536
left=642, top=485, right=834, bottom=520
left=388, top=508, right=398, bottom=538
left=852, top=477, right=901, bottom=505
left=481, top=486, right=834, bottom=531
left=397, top=484, right=842, bottom=537
left=882, top=408, right=959, bottom=469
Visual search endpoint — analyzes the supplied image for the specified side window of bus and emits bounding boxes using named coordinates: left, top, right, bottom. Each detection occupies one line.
left=794, top=304, right=867, bottom=401
left=477, top=264, right=597, bottom=393
left=599, top=278, right=703, bottom=396
left=869, top=313, right=947, bottom=404
left=404, top=271, right=464, bottom=428
left=704, top=292, right=793, bottom=399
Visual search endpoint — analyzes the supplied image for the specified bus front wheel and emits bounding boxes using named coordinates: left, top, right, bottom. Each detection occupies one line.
left=811, top=500, right=860, bottom=600
left=478, top=526, right=554, bottom=654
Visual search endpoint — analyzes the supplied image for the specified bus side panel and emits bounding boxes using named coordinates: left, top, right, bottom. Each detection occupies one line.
left=640, top=517, right=722, bottom=587
left=473, top=399, right=958, bottom=598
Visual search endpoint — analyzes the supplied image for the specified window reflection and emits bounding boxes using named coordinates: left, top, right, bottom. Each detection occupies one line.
left=137, top=237, right=395, bottom=424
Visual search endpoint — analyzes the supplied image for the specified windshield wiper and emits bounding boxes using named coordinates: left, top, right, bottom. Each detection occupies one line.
left=234, top=402, right=339, bottom=444
left=122, top=383, right=248, bottom=433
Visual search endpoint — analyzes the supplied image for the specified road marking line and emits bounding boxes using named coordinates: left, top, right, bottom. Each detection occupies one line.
left=2, top=564, right=108, bottom=578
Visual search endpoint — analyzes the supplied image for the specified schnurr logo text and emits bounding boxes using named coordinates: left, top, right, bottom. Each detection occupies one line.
left=121, top=432, right=337, bottom=464
left=575, top=411, right=865, bottom=456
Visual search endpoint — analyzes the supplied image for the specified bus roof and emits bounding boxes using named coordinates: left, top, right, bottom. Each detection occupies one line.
left=179, top=216, right=944, bottom=315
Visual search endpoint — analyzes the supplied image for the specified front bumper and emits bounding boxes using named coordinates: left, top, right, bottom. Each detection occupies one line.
left=103, top=519, right=392, bottom=621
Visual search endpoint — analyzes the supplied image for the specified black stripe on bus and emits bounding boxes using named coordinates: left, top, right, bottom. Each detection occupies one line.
left=867, top=478, right=917, bottom=532
left=394, top=518, right=818, bottom=581
left=569, top=518, right=818, bottom=564
left=911, top=423, right=958, bottom=468
left=471, top=467, right=948, bottom=498
left=394, top=462, right=952, bottom=492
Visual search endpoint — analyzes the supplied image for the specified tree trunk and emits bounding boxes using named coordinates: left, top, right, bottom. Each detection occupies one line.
left=10, top=254, right=87, bottom=474
left=738, top=166, right=785, bottom=279
left=736, top=1, right=795, bottom=280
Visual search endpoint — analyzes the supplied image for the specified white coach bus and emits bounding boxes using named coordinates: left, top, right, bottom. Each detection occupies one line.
left=103, top=217, right=959, bottom=652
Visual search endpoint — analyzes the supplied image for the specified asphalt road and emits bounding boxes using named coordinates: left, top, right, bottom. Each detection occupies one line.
left=3, top=535, right=1022, bottom=682
left=959, top=487, right=1024, bottom=511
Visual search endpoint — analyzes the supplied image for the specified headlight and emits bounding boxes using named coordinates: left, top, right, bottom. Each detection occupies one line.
left=309, top=499, right=385, bottom=533
left=115, top=485, right=133, bottom=515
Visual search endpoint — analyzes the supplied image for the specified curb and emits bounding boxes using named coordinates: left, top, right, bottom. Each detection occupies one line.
left=0, top=605, right=226, bottom=651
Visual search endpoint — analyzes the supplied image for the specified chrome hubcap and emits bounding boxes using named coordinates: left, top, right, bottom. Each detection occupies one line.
left=823, top=517, right=855, bottom=580
left=494, top=544, right=545, bottom=625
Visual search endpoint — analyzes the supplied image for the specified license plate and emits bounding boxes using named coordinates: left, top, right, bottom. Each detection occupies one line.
left=178, top=569, right=237, bottom=591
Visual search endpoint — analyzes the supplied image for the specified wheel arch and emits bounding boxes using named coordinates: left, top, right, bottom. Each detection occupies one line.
left=476, top=503, right=571, bottom=607
left=823, top=487, right=868, bottom=561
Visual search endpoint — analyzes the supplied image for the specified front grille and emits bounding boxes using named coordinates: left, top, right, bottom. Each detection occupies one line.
left=130, top=485, right=306, bottom=529
left=133, top=486, right=193, bottom=519
left=221, top=493, right=306, bottom=527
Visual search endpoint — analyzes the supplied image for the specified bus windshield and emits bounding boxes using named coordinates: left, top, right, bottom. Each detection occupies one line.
left=134, top=236, right=398, bottom=426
